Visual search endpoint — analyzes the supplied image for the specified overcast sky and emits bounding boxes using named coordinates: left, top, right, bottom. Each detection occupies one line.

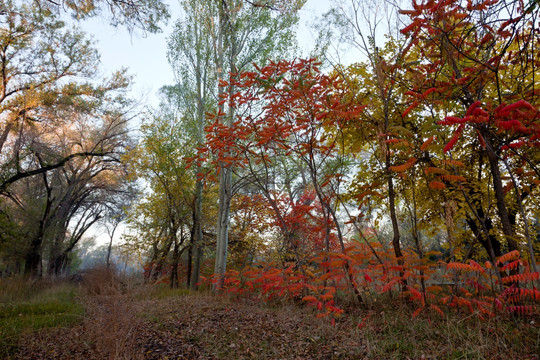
left=79, top=0, right=334, bottom=110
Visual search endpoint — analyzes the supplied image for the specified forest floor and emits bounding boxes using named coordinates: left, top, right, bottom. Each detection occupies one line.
left=3, top=269, right=539, bottom=359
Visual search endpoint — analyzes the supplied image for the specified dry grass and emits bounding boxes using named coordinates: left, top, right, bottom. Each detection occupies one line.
left=78, top=266, right=145, bottom=359
left=354, top=300, right=539, bottom=359
left=10, top=271, right=540, bottom=359
left=0, top=277, right=83, bottom=358
left=14, top=267, right=145, bottom=359
left=0, top=277, right=64, bottom=303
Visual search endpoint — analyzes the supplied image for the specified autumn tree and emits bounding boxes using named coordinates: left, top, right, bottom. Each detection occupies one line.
left=202, top=58, right=366, bottom=300
left=124, top=105, right=217, bottom=287
left=202, top=0, right=304, bottom=289
left=162, top=0, right=304, bottom=288
left=398, top=0, right=539, bottom=270
left=50, top=95, right=136, bottom=276
left=318, top=0, right=425, bottom=270
left=0, top=2, right=136, bottom=276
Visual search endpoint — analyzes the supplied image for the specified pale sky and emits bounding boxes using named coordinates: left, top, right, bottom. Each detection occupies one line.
left=79, top=0, right=335, bottom=110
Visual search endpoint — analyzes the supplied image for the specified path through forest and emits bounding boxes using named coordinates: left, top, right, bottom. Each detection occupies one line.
left=15, top=277, right=365, bottom=359
left=13, top=272, right=539, bottom=359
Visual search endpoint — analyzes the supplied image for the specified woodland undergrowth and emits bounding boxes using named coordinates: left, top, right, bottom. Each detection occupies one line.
left=203, top=246, right=540, bottom=323
left=7, top=263, right=539, bottom=359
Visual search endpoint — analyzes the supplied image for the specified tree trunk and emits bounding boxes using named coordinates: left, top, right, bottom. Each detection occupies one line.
left=191, top=241, right=203, bottom=290
left=24, top=238, right=42, bottom=277
left=153, top=237, right=174, bottom=282
left=190, top=180, right=204, bottom=291
left=190, top=181, right=203, bottom=290
left=187, top=232, right=193, bottom=288
left=483, top=129, right=518, bottom=252
left=215, top=166, right=232, bottom=288
left=106, top=222, right=119, bottom=268
left=386, top=153, right=403, bottom=260
left=145, top=234, right=161, bottom=281
left=25, top=172, right=53, bottom=277
left=170, top=238, right=179, bottom=289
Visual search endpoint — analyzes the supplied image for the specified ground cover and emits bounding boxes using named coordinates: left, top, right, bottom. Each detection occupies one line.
left=3, top=269, right=538, bottom=359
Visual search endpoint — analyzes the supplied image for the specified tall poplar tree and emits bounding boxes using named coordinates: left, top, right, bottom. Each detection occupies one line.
left=213, top=0, right=305, bottom=288
left=165, top=0, right=218, bottom=289
left=166, top=0, right=305, bottom=288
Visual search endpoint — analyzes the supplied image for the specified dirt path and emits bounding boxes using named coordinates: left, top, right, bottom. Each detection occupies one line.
left=16, top=290, right=366, bottom=359
left=14, top=282, right=539, bottom=359
left=137, top=294, right=365, bottom=359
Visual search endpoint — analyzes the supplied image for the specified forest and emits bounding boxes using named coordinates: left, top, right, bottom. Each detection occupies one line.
left=0, top=0, right=539, bottom=358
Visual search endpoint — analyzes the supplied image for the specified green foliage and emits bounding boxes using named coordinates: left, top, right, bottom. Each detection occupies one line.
left=149, top=284, right=191, bottom=299
left=0, top=279, right=83, bottom=358
left=28, top=0, right=170, bottom=33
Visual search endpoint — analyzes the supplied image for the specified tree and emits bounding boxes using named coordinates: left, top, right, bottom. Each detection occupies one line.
left=125, top=109, right=208, bottom=287
left=165, top=0, right=219, bottom=289
left=212, top=0, right=305, bottom=289
left=202, top=58, right=366, bottom=300
left=399, top=0, right=539, bottom=270
left=0, top=2, right=135, bottom=277
left=29, top=0, right=169, bottom=33
left=163, top=0, right=305, bottom=288
left=317, top=0, right=425, bottom=268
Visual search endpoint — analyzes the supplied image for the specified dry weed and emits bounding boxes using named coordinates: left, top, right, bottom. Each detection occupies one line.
left=16, top=266, right=146, bottom=359
left=80, top=266, right=144, bottom=359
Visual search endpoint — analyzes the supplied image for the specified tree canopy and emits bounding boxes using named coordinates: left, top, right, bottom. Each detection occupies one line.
left=1, top=0, right=539, bottom=326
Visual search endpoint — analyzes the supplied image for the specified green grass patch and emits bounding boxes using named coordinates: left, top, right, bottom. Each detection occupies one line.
left=148, top=284, right=191, bottom=299
left=0, top=279, right=84, bottom=358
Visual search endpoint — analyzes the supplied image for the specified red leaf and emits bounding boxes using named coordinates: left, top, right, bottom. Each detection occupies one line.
left=420, top=136, right=436, bottom=151
left=443, top=124, right=465, bottom=152
left=429, top=180, right=446, bottom=190
left=403, top=101, right=419, bottom=117
left=412, top=306, right=424, bottom=318
left=401, top=19, right=422, bottom=34
left=466, top=101, right=482, bottom=116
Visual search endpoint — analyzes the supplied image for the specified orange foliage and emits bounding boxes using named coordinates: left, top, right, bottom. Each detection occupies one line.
left=428, top=180, right=446, bottom=190
left=390, top=158, right=417, bottom=172
left=424, top=167, right=448, bottom=175
left=496, top=250, right=521, bottom=265
left=200, top=247, right=540, bottom=323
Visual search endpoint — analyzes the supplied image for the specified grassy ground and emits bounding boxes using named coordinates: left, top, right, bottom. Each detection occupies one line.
left=0, top=278, right=84, bottom=358
left=2, top=270, right=539, bottom=359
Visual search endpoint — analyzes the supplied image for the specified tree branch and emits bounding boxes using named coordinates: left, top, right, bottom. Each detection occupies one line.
left=0, top=151, right=112, bottom=194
